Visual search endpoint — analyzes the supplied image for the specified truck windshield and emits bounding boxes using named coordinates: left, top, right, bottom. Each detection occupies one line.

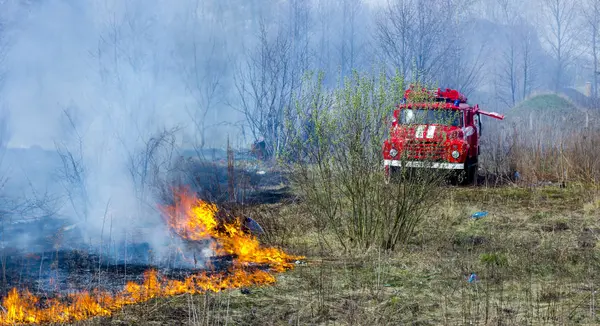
left=401, top=109, right=462, bottom=127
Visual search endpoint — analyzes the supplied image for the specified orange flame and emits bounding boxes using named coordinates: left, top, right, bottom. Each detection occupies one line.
left=0, top=188, right=303, bottom=324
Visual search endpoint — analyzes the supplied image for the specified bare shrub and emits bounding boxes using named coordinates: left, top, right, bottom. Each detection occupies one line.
left=562, top=128, right=600, bottom=184
left=478, top=121, right=515, bottom=186
left=479, top=100, right=600, bottom=185
left=234, top=20, right=306, bottom=161
left=54, top=109, right=90, bottom=222
left=127, top=126, right=181, bottom=207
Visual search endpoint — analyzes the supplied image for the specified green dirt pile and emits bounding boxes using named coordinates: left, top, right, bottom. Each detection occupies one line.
left=505, top=93, right=593, bottom=131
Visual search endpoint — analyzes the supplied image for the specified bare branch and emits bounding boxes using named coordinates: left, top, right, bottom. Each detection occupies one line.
left=234, top=12, right=308, bottom=160
left=539, top=0, right=580, bottom=90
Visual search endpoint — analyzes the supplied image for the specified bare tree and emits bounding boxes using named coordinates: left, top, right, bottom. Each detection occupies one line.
left=493, top=1, right=541, bottom=106
left=413, top=1, right=449, bottom=82
left=288, top=0, right=311, bottom=74
left=445, top=43, right=486, bottom=97
left=126, top=126, right=180, bottom=207
left=183, top=38, right=223, bottom=150
left=376, top=0, right=477, bottom=84
left=540, top=0, right=579, bottom=91
left=336, top=0, right=365, bottom=76
left=314, top=0, right=334, bottom=77
left=520, top=20, right=539, bottom=99
left=54, top=108, right=89, bottom=223
left=233, top=18, right=303, bottom=159
left=375, top=0, right=416, bottom=77
left=495, top=0, right=523, bottom=107
left=436, top=14, right=486, bottom=97
left=175, top=0, right=226, bottom=150
left=582, top=0, right=600, bottom=99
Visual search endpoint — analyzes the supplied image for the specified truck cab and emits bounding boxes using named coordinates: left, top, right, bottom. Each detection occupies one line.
left=382, top=87, right=504, bottom=185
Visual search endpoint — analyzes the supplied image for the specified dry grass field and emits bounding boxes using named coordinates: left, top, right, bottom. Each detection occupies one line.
left=71, top=184, right=600, bottom=326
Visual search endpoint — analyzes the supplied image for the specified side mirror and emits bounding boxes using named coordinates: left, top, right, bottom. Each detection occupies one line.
left=464, top=126, right=475, bottom=137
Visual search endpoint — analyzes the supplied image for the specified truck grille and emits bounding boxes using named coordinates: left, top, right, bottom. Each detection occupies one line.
left=403, top=141, right=446, bottom=160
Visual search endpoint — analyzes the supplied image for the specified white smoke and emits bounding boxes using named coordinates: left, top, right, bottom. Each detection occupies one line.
left=0, top=0, right=241, bottom=268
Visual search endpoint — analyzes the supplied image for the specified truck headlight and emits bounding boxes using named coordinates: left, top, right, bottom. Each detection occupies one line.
left=451, top=150, right=460, bottom=159
left=390, top=148, right=398, bottom=157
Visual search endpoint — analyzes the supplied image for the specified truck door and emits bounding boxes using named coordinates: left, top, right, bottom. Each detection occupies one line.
left=473, top=113, right=481, bottom=155
left=463, top=110, right=478, bottom=159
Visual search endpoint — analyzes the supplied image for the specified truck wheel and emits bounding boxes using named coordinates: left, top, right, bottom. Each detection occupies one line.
left=384, top=166, right=391, bottom=184
left=384, top=166, right=400, bottom=184
left=462, top=159, right=478, bottom=186
left=452, top=171, right=467, bottom=186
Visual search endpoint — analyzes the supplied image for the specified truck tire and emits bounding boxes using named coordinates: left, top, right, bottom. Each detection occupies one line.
left=384, top=165, right=391, bottom=184
left=462, top=158, right=478, bottom=186
left=384, top=166, right=400, bottom=184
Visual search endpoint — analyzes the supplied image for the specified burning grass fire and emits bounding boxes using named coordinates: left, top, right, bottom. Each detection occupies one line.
left=0, top=188, right=302, bottom=325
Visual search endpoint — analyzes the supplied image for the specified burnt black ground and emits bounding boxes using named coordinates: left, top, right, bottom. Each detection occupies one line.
left=0, top=155, right=288, bottom=300
left=0, top=229, right=241, bottom=297
left=177, top=157, right=291, bottom=205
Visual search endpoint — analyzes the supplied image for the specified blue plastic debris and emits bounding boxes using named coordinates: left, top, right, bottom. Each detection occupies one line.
left=244, top=216, right=265, bottom=235
left=471, top=211, right=488, bottom=219
left=467, top=273, right=478, bottom=283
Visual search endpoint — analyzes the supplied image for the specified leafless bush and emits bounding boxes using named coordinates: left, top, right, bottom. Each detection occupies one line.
left=54, top=109, right=89, bottom=222
left=233, top=15, right=309, bottom=161
left=562, top=129, right=600, bottom=183
left=479, top=106, right=600, bottom=185
left=127, top=126, right=181, bottom=208
left=509, top=127, right=600, bottom=185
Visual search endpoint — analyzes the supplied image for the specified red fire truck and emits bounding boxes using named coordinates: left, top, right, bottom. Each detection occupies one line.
left=382, top=86, right=504, bottom=185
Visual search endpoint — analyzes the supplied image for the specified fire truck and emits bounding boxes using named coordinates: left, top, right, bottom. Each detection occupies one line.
left=382, top=86, right=504, bottom=185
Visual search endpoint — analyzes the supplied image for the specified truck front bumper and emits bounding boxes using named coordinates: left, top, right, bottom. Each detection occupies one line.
left=383, top=160, right=464, bottom=170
